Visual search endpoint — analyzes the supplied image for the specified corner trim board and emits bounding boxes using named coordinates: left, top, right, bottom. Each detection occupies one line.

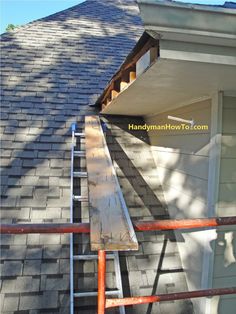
left=201, top=91, right=223, bottom=313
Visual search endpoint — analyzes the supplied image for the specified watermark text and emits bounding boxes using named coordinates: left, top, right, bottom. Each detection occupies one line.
left=128, top=123, right=208, bottom=132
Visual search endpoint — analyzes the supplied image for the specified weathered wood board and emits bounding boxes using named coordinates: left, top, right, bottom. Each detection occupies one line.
left=85, top=116, right=138, bottom=251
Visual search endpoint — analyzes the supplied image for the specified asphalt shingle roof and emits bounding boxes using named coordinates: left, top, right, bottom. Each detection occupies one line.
left=0, top=1, right=143, bottom=312
left=1, top=0, right=143, bottom=211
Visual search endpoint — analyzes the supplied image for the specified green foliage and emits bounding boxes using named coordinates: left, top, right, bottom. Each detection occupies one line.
left=6, top=24, right=18, bottom=32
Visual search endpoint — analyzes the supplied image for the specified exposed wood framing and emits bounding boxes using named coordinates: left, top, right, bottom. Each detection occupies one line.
left=111, top=90, right=119, bottom=100
left=96, top=32, right=159, bottom=111
left=85, top=115, right=138, bottom=251
left=129, top=71, right=136, bottom=83
left=120, top=71, right=130, bottom=91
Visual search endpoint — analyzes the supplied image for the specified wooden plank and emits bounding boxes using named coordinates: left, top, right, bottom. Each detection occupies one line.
left=85, top=116, right=138, bottom=251
left=120, top=81, right=128, bottom=91
left=120, top=71, right=129, bottom=91
left=129, top=71, right=136, bottom=82
left=111, top=90, right=119, bottom=100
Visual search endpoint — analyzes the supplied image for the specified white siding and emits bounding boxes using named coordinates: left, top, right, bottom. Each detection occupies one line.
left=218, top=96, right=236, bottom=214
left=145, top=96, right=236, bottom=314
left=146, top=99, right=211, bottom=218
left=145, top=99, right=212, bottom=312
left=212, top=96, right=236, bottom=313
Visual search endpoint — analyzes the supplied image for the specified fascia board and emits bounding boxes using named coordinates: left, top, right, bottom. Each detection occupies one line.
left=137, top=0, right=236, bottom=46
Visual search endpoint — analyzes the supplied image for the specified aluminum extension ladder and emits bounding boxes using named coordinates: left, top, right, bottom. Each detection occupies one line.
left=70, top=122, right=125, bottom=314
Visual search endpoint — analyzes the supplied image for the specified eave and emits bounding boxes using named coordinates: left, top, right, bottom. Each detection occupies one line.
left=138, top=0, right=236, bottom=47
left=95, top=32, right=159, bottom=110
left=97, top=1, right=236, bottom=117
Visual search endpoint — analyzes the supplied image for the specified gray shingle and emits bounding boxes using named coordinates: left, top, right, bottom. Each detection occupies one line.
left=15, top=277, right=40, bottom=293
left=45, top=275, right=69, bottom=291
left=19, top=291, right=58, bottom=310
left=25, top=247, right=43, bottom=260
left=3, top=294, right=19, bottom=311
left=41, top=260, right=59, bottom=275
left=23, top=260, right=42, bottom=275
left=0, top=261, right=23, bottom=277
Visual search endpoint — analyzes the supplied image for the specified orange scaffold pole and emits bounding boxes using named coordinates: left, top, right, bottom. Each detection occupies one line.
left=106, top=287, right=236, bottom=308
left=1, top=216, right=236, bottom=234
left=98, top=250, right=106, bottom=314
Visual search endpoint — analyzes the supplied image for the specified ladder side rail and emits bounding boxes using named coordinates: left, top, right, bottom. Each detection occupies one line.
left=70, top=124, right=76, bottom=314
left=114, top=252, right=125, bottom=314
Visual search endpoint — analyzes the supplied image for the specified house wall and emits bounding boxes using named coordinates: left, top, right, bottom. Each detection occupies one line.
left=145, top=99, right=213, bottom=312
left=218, top=96, right=236, bottom=216
left=211, top=95, right=236, bottom=314
left=102, top=115, right=194, bottom=314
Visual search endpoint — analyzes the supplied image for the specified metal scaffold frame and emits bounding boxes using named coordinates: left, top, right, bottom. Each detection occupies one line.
left=1, top=118, right=236, bottom=314
left=1, top=217, right=236, bottom=313
left=2, top=216, right=236, bottom=234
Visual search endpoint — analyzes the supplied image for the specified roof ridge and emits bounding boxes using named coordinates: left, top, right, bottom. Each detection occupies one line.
left=1, top=0, right=87, bottom=37
left=1, top=0, right=140, bottom=38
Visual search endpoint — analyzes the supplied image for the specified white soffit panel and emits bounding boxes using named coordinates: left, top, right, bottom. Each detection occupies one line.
left=101, top=58, right=236, bottom=116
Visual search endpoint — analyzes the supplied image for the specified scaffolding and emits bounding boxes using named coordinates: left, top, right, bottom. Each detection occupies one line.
left=1, top=116, right=236, bottom=314
left=1, top=218, right=236, bottom=313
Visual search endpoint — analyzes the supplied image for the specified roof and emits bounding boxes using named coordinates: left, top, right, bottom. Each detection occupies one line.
left=1, top=0, right=143, bottom=207
left=0, top=0, right=143, bottom=312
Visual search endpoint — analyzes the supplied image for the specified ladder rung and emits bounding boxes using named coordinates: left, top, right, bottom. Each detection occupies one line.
left=74, top=290, right=120, bottom=298
left=74, top=132, right=85, bottom=137
left=73, top=195, right=88, bottom=201
left=73, top=171, right=87, bottom=178
left=74, top=150, right=85, bottom=157
left=73, top=254, right=115, bottom=260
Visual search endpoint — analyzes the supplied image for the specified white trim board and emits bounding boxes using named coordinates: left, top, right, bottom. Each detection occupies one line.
left=201, top=91, right=223, bottom=313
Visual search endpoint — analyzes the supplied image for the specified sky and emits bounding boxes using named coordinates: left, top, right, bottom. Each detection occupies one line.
left=0, top=0, right=233, bottom=34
